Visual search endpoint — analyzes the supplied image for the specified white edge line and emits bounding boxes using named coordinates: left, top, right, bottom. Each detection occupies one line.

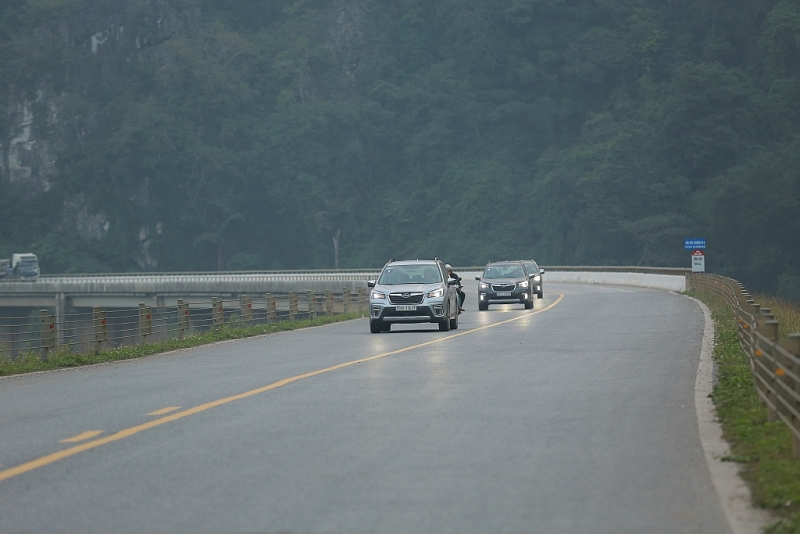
left=690, top=296, right=772, bottom=534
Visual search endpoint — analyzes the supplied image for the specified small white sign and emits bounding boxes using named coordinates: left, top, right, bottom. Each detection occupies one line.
left=691, top=250, right=705, bottom=273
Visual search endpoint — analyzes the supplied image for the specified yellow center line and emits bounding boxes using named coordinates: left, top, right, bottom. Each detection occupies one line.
left=147, top=407, right=182, bottom=416
left=59, top=431, right=104, bottom=443
left=0, top=293, right=563, bottom=483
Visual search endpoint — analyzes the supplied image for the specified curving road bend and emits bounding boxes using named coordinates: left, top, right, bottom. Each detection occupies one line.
left=0, top=281, right=730, bottom=534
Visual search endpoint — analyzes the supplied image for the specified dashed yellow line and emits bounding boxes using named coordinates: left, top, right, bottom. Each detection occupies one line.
left=0, top=292, right=563, bottom=483
left=60, top=431, right=104, bottom=443
left=147, top=407, right=182, bottom=416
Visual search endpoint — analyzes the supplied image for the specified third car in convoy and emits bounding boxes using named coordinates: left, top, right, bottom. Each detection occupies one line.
left=476, top=261, right=538, bottom=310
left=519, top=259, right=544, bottom=299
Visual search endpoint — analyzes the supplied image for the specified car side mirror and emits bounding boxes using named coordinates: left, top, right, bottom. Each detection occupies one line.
left=448, top=278, right=459, bottom=286
left=475, top=276, right=481, bottom=281
left=540, top=269, right=545, bottom=275
left=367, top=280, right=376, bottom=288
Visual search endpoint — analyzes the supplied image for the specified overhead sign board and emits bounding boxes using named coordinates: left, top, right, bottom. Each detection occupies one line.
left=684, top=238, right=706, bottom=250
left=691, top=250, right=705, bottom=272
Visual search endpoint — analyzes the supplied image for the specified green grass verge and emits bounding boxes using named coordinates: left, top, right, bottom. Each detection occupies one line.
left=0, top=313, right=365, bottom=377
left=689, top=292, right=800, bottom=533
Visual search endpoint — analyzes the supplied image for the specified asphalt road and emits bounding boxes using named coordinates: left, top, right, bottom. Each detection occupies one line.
left=0, top=281, right=731, bottom=534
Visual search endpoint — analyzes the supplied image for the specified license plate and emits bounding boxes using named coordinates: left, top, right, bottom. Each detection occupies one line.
left=496, top=292, right=512, bottom=297
left=395, top=305, right=417, bottom=311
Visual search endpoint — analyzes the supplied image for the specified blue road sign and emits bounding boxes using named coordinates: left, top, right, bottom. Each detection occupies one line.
left=684, top=238, right=706, bottom=250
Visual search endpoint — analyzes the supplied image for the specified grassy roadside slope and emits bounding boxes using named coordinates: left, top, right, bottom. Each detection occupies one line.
left=693, top=292, right=800, bottom=533
left=0, top=313, right=365, bottom=377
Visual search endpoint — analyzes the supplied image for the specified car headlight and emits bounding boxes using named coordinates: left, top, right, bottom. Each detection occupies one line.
left=519, top=280, right=529, bottom=288
left=533, top=275, right=541, bottom=282
left=371, top=291, right=386, bottom=299
left=428, top=288, right=444, bottom=298
left=479, top=282, right=490, bottom=289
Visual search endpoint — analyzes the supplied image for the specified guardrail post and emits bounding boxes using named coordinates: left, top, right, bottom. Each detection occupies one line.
left=307, top=291, right=316, bottom=319
left=139, top=303, right=152, bottom=345
left=55, top=293, right=66, bottom=347
left=342, top=287, right=350, bottom=314
left=93, top=306, right=107, bottom=352
left=212, top=297, right=224, bottom=329
left=289, top=292, right=298, bottom=321
left=325, top=290, right=333, bottom=314
left=762, top=318, right=779, bottom=343
left=780, top=334, right=800, bottom=458
left=39, top=309, right=55, bottom=360
left=754, top=310, right=780, bottom=422
left=240, top=295, right=252, bottom=327
left=358, top=287, right=367, bottom=313
left=265, top=293, right=276, bottom=324
left=177, top=299, right=190, bottom=339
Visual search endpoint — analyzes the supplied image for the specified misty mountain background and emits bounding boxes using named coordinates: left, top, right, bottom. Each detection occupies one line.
left=1, top=0, right=798, bottom=300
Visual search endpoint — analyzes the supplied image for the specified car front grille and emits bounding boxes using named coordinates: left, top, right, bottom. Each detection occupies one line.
left=491, top=283, right=517, bottom=291
left=389, top=292, right=424, bottom=304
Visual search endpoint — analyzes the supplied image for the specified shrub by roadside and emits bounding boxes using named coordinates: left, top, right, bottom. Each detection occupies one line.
left=0, top=313, right=365, bottom=377
left=692, top=292, right=800, bottom=533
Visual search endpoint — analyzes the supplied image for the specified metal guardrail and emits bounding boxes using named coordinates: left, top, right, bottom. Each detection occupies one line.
left=28, top=265, right=687, bottom=280
left=688, top=273, right=800, bottom=458
left=38, top=268, right=383, bottom=278
left=540, top=266, right=690, bottom=275
left=0, top=289, right=368, bottom=360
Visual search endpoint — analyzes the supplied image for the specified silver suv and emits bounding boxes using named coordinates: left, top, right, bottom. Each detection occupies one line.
left=367, top=259, right=460, bottom=333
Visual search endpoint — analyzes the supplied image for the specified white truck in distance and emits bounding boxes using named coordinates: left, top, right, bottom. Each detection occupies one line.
left=1, top=253, right=40, bottom=281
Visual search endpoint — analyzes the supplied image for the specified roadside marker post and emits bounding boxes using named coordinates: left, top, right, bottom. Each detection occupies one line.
left=692, top=250, right=705, bottom=272
left=686, top=238, right=706, bottom=273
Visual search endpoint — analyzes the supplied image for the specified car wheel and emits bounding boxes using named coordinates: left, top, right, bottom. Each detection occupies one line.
left=370, top=321, right=382, bottom=334
left=538, top=291, right=543, bottom=299
left=439, top=308, right=451, bottom=331
left=478, top=302, right=488, bottom=311
left=449, top=310, right=459, bottom=330
left=381, top=322, right=391, bottom=332
left=524, top=299, right=533, bottom=309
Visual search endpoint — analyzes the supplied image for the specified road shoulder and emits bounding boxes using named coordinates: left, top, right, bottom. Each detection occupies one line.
left=691, top=296, right=773, bottom=534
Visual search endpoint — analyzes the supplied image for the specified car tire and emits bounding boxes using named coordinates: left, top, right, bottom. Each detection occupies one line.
left=439, top=308, right=451, bottom=331
left=478, top=302, right=488, bottom=311
left=381, top=322, right=391, bottom=332
left=449, top=310, right=458, bottom=330
left=524, top=299, right=533, bottom=309
left=370, top=321, right=382, bottom=334
left=538, top=291, right=543, bottom=299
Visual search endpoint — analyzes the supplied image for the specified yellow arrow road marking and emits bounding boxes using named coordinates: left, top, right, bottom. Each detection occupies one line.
left=60, top=431, right=104, bottom=443
left=147, top=407, right=182, bottom=416
left=1, top=292, right=563, bottom=483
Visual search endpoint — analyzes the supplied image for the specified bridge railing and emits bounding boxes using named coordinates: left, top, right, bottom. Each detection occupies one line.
left=688, top=273, right=800, bottom=458
left=0, top=289, right=368, bottom=360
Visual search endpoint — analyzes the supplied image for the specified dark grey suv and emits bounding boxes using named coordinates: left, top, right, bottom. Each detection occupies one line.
left=367, top=259, right=460, bottom=333
left=520, top=259, right=544, bottom=299
left=475, top=261, right=535, bottom=310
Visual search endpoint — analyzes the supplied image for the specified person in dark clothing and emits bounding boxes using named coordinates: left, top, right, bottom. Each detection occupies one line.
left=445, top=264, right=465, bottom=312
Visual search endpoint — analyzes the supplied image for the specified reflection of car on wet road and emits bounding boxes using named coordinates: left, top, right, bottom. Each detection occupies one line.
left=475, top=261, right=534, bottom=310
left=367, top=259, right=460, bottom=333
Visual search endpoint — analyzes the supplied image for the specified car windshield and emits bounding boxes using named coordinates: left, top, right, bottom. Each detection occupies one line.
left=378, top=264, right=442, bottom=285
left=483, top=264, right=525, bottom=279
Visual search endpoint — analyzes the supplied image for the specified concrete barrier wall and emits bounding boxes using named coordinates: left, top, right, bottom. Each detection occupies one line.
left=542, top=272, right=686, bottom=292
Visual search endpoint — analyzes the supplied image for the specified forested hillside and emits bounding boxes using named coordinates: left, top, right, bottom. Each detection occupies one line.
left=1, top=0, right=798, bottom=298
